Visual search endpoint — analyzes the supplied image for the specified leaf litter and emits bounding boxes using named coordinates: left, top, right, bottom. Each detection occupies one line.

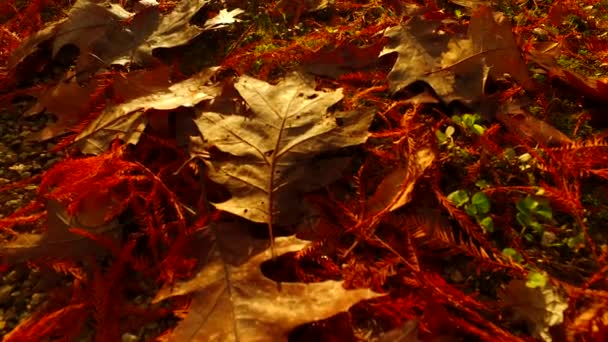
left=3, top=0, right=608, bottom=340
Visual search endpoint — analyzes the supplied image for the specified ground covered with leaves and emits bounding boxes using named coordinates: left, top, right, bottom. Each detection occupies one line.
left=2, top=0, right=608, bottom=341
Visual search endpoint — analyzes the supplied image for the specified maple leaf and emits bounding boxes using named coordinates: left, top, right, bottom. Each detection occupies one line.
left=499, top=278, right=568, bottom=342
left=153, top=222, right=382, bottom=342
left=193, top=72, right=375, bottom=226
left=74, top=67, right=220, bottom=154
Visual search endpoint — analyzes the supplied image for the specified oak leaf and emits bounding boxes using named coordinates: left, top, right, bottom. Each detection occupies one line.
left=193, top=72, right=374, bottom=225
left=468, top=6, right=534, bottom=91
left=380, top=16, right=481, bottom=102
left=24, top=74, right=100, bottom=140
left=9, top=0, right=135, bottom=78
left=9, top=0, right=242, bottom=76
left=0, top=199, right=121, bottom=264
left=74, top=67, right=220, bottom=154
left=153, top=222, right=382, bottom=342
left=381, top=7, right=532, bottom=103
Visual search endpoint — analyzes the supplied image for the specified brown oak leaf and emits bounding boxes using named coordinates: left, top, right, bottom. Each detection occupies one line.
left=193, top=72, right=375, bottom=226
left=153, top=222, right=382, bottom=342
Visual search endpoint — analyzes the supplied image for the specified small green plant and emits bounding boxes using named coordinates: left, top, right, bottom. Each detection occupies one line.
left=526, top=270, right=548, bottom=288
left=447, top=189, right=494, bottom=232
left=516, top=195, right=553, bottom=242
left=502, top=247, right=523, bottom=263
left=435, top=125, right=455, bottom=146
left=452, top=113, right=486, bottom=136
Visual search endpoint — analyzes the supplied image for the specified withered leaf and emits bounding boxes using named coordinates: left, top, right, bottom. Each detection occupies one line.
left=74, top=67, right=220, bottom=155
left=24, top=74, right=99, bottom=140
left=0, top=199, right=121, bottom=264
left=468, top=6, right=534, bottom=91
left=153, top=222, right=382, bottom=342
left=381, top=7, right=532, bottom=103
left=194, top=72, right=374, bottom=225
left=304, top=41, right=384, bottom=78
left=9, top=0, right=241, bottom=76
left=8, top=0, right=132, bottom=71
left=202, top=8, right=245, bottom=30
left=496, top=102, right=572, bottom=146
left=121, top=0, right=242, bottom=64
left=380, top=17, right=481, bottom=102
left=367, top=147, right=435, bottom=214
left=378, top=320, right=421, bottom=342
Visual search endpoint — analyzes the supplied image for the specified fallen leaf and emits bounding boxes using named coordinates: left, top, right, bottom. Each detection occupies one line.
left=193, top=72, right=374, bottom=225
left=380, top=16, right=482, bottom=102
left=9, top=0, right=242, bottom=76
left=304, top=41, right=385, bottom=78
left=380, top=7, right=533, bottom=103
left=496, top=102, right=572, bottom=146
left=203, top=8, right=245, bottom=30
left=367, top=147, right=435, bottom=214
left=153, top=222, right=382, bottom=342
left=24, top=74, right=99, bottom=140
left=499, top=278, right=568, bottom=342
left=0, top=199, right=121, bottom=264
left=468, top=6, right=535, bottom=91
left=74, top=67, right=220, bottom=155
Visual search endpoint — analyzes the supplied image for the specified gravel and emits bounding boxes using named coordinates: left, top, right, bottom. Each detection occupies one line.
left=0, top=99, right=63, bottom=336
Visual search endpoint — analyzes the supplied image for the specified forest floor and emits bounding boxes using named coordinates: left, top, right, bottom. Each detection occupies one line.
left=2, top=0, right=608, bottom=341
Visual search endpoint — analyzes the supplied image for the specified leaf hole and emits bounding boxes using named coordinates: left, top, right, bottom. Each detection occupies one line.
left=306, top=94, right=318, bottom=99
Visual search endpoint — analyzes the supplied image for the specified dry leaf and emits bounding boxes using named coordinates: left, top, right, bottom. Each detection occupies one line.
left=381, top=7, right=533, bottom=103
left=74, top=67, right=220, bottom=154
left=0, top=199, right=121, bottom=264
left=9, top=0, right=241, bottom=76
left=468, top=6, right=534, bottom=91
left=193, top=72, right=374, bottom=225
left=153, top=222, right=382, bottom=342
left=380, top=17, right=482, bottom=102
left=304, top=42, right=384, bottom=78
left=496, top=102, right=572, bottom=146
left=8, top=0, right=132, bottom=72
left=24, top=74, right=99, bottom=140
left=367, top=147, right=435, bottom=214
left=499, top=278, right=568, bottom=342
left=203, top=8, right=245, bottom=30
